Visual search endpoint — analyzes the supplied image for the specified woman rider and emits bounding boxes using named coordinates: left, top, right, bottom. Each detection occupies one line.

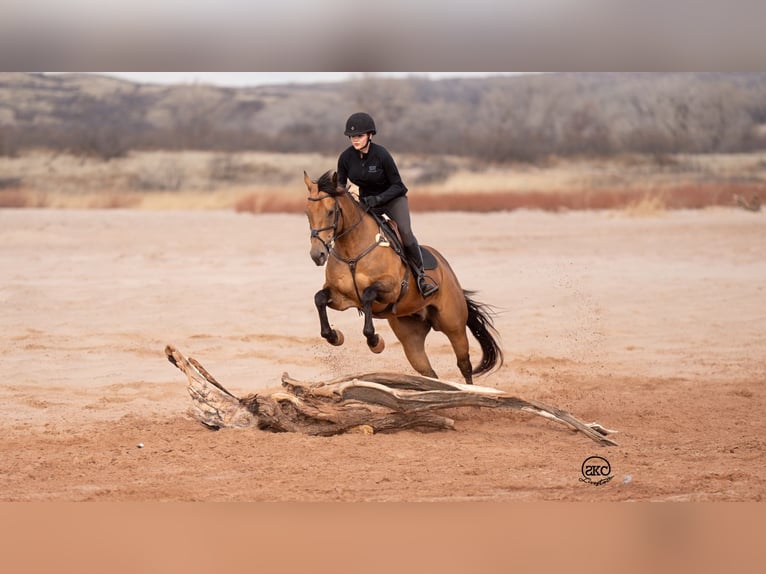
left=336, top=112, right=439, bottom=297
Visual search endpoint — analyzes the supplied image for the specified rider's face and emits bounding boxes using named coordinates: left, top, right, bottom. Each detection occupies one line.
left=350, top=133, right=371, bottom=152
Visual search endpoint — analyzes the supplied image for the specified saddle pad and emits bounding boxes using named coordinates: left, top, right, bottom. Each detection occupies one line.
left=422, top=247, right=438, bottom=270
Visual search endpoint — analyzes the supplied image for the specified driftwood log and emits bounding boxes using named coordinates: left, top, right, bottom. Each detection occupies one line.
left=165, top=345, right=618, bottom=446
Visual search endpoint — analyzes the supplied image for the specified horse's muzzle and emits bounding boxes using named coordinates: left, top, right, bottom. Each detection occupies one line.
left=311, top=246, right=328, bottom=266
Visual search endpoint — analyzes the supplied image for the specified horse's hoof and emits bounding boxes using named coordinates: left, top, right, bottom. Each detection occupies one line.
left=369, top=335, right=385, bottom=354
left=329, top=329, right=345, bottom=346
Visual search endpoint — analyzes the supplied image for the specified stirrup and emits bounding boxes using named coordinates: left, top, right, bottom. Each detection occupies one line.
left=417, top=275, right=439, bottom=297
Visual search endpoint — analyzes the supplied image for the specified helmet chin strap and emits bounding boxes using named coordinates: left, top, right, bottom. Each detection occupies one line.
left=361, top=134, right=372, bottom=154
left=353, top=134, right=372, bottom=157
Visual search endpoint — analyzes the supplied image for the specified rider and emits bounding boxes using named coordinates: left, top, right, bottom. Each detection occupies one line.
left=336, top=112, right=439, bottom=297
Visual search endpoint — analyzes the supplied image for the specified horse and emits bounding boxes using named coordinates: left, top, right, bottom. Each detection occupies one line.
left=303, top=170, right=503, bottom=385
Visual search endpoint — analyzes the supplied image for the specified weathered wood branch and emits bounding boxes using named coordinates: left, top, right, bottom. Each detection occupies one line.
left=165, top=344, right=618, bottom=446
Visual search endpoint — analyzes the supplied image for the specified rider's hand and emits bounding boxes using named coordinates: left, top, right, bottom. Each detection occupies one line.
left=362, top=195, right=381, bottom=208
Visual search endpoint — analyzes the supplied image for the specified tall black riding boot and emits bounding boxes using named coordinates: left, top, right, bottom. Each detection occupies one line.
left=405, top=243, right=439, bottom=297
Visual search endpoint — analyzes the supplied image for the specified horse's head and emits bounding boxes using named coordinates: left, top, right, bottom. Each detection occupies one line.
left=304, top=170, right=344, bottom=266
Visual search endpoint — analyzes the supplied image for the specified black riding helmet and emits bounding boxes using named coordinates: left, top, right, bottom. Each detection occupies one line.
left=344, top=112, right=376, bottom=136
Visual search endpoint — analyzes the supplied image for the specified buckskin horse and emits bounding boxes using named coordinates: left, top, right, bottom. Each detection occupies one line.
left=303, top=170, right=503, bottom=384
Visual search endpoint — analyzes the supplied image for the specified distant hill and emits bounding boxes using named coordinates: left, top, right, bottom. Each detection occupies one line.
left=2, top=72, right=766, bottom=161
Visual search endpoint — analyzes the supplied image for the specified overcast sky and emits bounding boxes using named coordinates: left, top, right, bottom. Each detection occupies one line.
left=88, top=72, right=530, bottom=87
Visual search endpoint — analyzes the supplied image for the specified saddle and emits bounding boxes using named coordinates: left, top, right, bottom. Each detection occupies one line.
left=368, top=210, right=438, bottom=271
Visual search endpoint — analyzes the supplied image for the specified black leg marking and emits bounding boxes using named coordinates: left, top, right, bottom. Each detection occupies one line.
left=314, top=288, right=340, bottom=345
left=361, top=285, right=380, bottom=348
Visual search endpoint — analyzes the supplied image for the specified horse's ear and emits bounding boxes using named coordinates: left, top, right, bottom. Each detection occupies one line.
left=332, top=171, right=338, bottom=186
left=303, top=171, right=313, bottom=191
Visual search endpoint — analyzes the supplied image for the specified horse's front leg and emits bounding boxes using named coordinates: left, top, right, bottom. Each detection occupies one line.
left=314, top=287, right=344, bottom=346
left=361, top=284, right=385, bottom=354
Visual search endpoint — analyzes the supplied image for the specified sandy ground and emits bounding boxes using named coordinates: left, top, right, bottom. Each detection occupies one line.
left=0, top=207, right=764, bottom=501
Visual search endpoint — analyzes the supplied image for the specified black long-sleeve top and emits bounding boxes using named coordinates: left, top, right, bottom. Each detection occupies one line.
left=336, top=142, right=408, bottom=204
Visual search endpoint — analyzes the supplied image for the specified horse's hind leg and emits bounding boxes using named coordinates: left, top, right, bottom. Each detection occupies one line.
left=388, top=315, right=437, bottom=378
left=432, top=299, right=473, bottom=384
left=444, top=327, right=473, bottom=385
left=361, top=285, right=385, bottom=353
left=314, top=288, right=344, bottom=346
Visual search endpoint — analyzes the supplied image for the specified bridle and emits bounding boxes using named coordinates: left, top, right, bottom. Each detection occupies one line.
left=307, top=191, right=368, bottom=255
left=307, top=193, right=342, bottom=254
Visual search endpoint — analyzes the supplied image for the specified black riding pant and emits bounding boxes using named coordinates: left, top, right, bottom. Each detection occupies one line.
left=380, top=195, right=425, bottom=270
left=383, top=196, right=417, bottom=248
left=375, top=195, right=423, bottom=273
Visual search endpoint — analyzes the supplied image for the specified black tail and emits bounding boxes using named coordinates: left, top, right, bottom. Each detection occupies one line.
left=464, top=291, right=504, bottom=376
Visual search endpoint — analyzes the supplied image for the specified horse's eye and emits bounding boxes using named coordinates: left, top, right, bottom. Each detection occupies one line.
left=328, top=208, right=335, bottom=217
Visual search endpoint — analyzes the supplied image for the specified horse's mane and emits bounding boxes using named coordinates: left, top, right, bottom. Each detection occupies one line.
left=315, top=170, right=360, bottom=209
left=317, top=170, right=343, bottom=196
